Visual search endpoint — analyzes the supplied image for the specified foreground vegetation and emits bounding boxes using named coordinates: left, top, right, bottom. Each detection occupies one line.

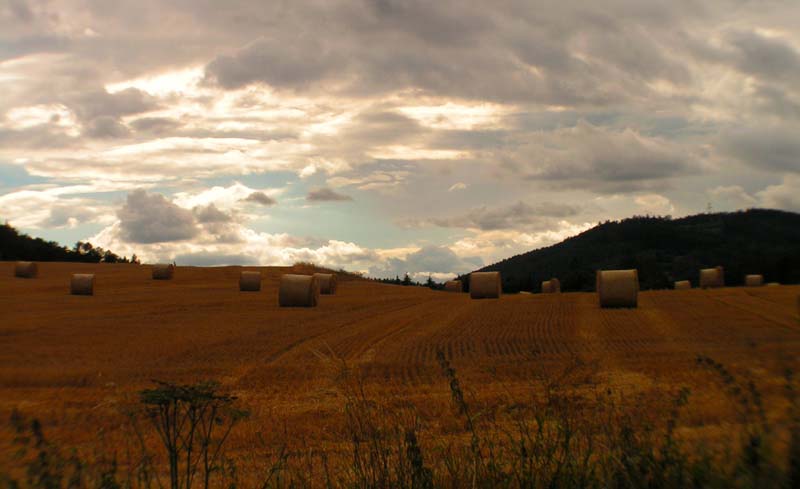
left=3, top=353, right=798, bottom=489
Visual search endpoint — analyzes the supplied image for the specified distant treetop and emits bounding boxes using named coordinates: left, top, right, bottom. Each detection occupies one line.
left=0, top=222, right=137, bottom=263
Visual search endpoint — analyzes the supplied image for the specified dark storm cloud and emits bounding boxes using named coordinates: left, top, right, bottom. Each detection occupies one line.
left=750, top=84, right=800, bottom=121
left=118, top=189, right=198, bottom=243
left=193, top=203, right=232, bottom=223
left=0, top=35, right=69, bottom=62
left=6, top=0, right=34, bottom=22
left=720, top=125, right=800, bottom=173
left=205, top=36, right=343, bottom=90
left=712, top=30, right=800, bottom=122
left=3, top=0, right=793, bottom=113
left=202, top=0, right=492, bottom=92
left=429, top=128, right=507, bottom=151
left=408, top=201, right=580, bottom=231
left=55, top=87, right=158, bottom=139
left=346, top=110, right=424, bottom=142
left=242, top=191, right=276, bottom=206
left=70, top=88, right=158, bottom=122
left=499, top=121, right=696, bottom=192
left=84, top=116, right=131, bottom=139
left=202, top=0, right=714, bottom=105
left=306, top=187, right=353, bottom=202
left=727, top=30, right=800, bottom=82
left=130, top=117, right=183, bottom=134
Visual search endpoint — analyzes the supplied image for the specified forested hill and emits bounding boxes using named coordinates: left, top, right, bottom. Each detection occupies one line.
left=468, top=209, right=800, bottom=293
left=0, top=223, right=136, bottom=263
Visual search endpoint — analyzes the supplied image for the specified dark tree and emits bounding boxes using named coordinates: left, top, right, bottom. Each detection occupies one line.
left=0, top=223, right=134, bottom=263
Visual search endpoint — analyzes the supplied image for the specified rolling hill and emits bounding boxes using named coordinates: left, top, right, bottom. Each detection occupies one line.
left=466, top=209, right=800, bottom=293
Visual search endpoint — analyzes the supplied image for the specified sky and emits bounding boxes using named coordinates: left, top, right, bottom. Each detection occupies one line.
left=1, top=0, right=799, bottom=280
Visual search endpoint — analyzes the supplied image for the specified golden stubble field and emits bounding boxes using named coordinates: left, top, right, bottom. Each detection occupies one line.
left=2, top=261, right=800, bottom=469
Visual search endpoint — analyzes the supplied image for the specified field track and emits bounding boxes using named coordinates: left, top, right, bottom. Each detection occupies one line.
left=2, top=262, right=800, bottom=449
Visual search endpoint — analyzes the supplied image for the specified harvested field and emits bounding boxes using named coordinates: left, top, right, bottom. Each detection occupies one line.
left=2, top=261, right=800, bottom=482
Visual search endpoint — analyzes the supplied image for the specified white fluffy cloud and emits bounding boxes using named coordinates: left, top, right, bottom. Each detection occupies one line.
left=0, top=184, right=127, bottom=229
left=172, top=182, right=282, bottom=211
left=368, top=245, right=483, bottom=281
left=633, top=194, right=675, bottom=215
left=707, top=185, right=759, bottom=211
left=450, top=221, right=594, bottom=265
left=757, top=176, right=800, bottom=212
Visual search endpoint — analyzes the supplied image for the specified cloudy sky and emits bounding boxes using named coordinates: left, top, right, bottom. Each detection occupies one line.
left=1, top=0, right=799, bottom=279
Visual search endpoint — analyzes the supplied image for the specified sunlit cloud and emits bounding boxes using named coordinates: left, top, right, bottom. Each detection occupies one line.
left=366, top=146, right=468, bottom=160
left=396, top=102, right=511, bottom=130
left=3, top=104, right=78, bottom=132
left=106, top=66, right=205, bottom=96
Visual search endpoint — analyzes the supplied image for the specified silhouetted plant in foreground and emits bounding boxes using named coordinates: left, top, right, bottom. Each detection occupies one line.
left=436, top=349, right=481, bottom=487
left=2, top=409, right=122, bottom=489
left=335, top=361, right=433, bottom=489
left=136, top=381, right=248, bottom=489
left=695, top=355, right=794, bottom=488
left=785, top=368, right=800, bottom=489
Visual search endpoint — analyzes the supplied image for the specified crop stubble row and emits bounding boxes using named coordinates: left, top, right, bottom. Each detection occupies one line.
left=1, top=262, right=799, bottom=445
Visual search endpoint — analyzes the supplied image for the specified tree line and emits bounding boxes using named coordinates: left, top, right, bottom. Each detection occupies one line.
left=0, top=222, right=139, bottom=264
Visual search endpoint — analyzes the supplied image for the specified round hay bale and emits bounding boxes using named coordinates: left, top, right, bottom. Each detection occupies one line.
left=313, top=273, right=338, bottom=295
left=470, top=272, right=501, bottom=299
left=14, top=261, right=38, bottom=278
left=674, top=280, right=692, bottom=290
left=239, top=271, right=261, bottom=292
left=597, top=269, right=638, bottom=308
left=766, top=282, right=780, bottom=287
left=541, top=280, right=552, bottom=293
left=744, top=274, right=764, bottom=287
left=70, top=274, right=94, bottom=296
left=699, top=266, right=724, bottom=288
left=444, top=280, right=462, bottom=292
left=279, top=274, right=319, bottom=307
left=550, top=278, right=561, bottom=293
left=152, top=264, right=175, bottom=280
